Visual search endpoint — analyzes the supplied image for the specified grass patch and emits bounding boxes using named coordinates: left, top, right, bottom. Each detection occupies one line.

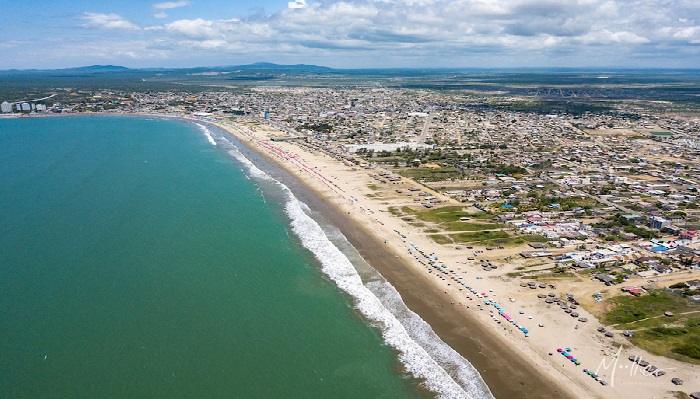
left=604, top=290, right=700, bottom=363
left=425, top=230, right=548, bottom=246
left=367, top=184, right=380, bottom=191
left=407, top=206, right=500, bottom=231
left=428, top=234, right=453, bottom=244
left=631, top=317, right=700, bottom=363
left=519, top=235, right=550, bottom=243
left=518, top=262, right=549, bottom=270
left=387, top=206, right=401, bottom=216
left=605, top=290, right=699, bottom=325
left=452, top=230, right=509, bottom=241
left=395, top=167, right=465, bottom=182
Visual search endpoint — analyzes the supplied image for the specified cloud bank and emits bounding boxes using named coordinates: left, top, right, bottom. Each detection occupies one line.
left=9, top=0, right=700, bottom=68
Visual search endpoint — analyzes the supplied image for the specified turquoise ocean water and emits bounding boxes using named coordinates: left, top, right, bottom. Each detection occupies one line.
left=0, top=116, right=491, bottom=399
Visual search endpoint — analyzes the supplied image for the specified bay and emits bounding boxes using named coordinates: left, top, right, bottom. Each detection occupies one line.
left=0, top=116, right=429, bottom=398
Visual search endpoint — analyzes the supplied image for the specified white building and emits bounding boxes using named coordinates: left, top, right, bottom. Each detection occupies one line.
left=1, top=101, right=11, bottom=113
left=342, top=142, right=434, bottom=153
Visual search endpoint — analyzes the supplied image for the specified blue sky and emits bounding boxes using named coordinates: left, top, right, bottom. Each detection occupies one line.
left=1, top=0, right=699, bottom=69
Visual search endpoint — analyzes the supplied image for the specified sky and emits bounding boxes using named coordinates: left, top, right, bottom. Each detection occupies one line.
left=1, top=0, right=699, bottom=69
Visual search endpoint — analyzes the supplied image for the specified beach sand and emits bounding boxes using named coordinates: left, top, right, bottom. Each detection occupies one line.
left=211, top=118, right=700, bottom=399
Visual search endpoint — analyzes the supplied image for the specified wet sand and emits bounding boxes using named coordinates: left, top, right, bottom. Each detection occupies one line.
left=303, top=189, right=572, bottom=399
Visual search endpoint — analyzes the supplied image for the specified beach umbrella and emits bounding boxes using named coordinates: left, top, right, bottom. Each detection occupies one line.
left=557, top=348, right=563, bottom=352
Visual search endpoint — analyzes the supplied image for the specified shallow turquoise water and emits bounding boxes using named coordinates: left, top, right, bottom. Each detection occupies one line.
left=0, top=116, right=428, bottom=398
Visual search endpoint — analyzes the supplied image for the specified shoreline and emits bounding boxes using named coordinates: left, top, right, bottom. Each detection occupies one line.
left=206, top=118, right=579, bottom=398
left=301, top=185, right=574, bottom=399
left=206, top=116, right=699, bottom=399
left=12, top=113, right=697, bottom=398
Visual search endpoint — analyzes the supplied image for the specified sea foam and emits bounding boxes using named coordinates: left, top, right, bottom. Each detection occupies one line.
left=225, top=139, right=493, bottom=399
left=196, top=123, right=217, bottom=146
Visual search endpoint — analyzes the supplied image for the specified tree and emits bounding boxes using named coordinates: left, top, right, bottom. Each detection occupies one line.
left=669, top=282, right=688, bottom=289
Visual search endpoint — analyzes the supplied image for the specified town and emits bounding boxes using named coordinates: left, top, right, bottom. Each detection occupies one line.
left=3, top=87, right=699, bottom=294
left=3, top=76, right=700, bottom=396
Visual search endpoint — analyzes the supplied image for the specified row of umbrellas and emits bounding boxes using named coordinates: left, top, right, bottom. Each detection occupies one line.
left=398, top=230, right=530, bottom=336
left=552, top=348, right=609, bottom=386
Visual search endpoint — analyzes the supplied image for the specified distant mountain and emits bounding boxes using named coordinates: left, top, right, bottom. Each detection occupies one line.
left=0, top=63, right=335, bottom=74
left=60, top=65, right=130, bottom=72
left=229, top=62, right=333, bottom=72
left=0, top=65, right=131, bottom=74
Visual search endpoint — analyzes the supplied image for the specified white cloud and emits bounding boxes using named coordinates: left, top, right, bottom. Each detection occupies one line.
left=81, top=13, right=140, bottom=30
left=288, top=0, right=308, bottom=9
left=153, top=1, right=190, bottom=10
left=59, top=0, right=698, bottom=68
left=152, top=1, right=189, bottom=19
left=673, top=26, right=700, bottom=39
left=164, top=18, right=219, bottom=38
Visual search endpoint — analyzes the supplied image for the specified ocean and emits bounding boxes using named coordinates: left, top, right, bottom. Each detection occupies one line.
left=0, top=116, right=491, bottom=398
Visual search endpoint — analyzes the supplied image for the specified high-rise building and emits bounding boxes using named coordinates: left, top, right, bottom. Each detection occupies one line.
left=21, top=103, right=30, bottom=112
left=1, top=101, right=12, bottom=113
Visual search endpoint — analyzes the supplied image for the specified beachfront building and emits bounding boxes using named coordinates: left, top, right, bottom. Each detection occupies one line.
left=342, top=142, right=434, bottom=153
left=1, top=101, right=12, bottom=113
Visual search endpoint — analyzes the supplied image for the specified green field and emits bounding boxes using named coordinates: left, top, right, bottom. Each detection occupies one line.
left=403, top=206, right=501, bottom=231
left=604, top=290, right=700, bottom=363
left=426, top=230, right=549, bottom=246
left=394, top=167, right=464, bottom=182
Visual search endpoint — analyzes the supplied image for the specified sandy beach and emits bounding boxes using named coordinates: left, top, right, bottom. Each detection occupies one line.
left=208, top=117, right=700, bottom=399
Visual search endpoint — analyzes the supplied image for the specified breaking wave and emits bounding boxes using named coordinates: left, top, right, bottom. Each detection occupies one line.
left=196, top=123, right=217, bottom=146
left=225, top=139, right=493, bottom=399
